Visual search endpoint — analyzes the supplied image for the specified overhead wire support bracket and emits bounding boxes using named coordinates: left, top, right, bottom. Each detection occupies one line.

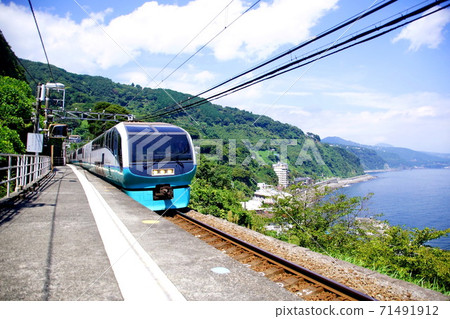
left=38, top=82, right=135, bottom=122
left=50, top=110, right=135, bottom=122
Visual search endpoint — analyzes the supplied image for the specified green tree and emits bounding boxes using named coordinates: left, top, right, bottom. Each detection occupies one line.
left=0, top=76, right=34, bottom=153
left=0, top=126, right=22, bottom=153
left=270, top=185, right=373, bottom=250
left=72, top=119, right=93, bottom=141
left=190, top=156, right=255, bottom=227
left=88, top=102, right=131, bottom=137
left=0, top=31, right=27, bottom=81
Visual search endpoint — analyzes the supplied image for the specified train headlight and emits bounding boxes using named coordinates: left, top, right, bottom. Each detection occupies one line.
left=152, top=168, right=175, bottom=176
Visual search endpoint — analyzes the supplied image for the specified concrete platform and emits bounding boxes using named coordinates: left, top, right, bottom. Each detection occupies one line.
left=0, top=167, right=122, bottom=301
left=0, top=165, right=299, bottom=301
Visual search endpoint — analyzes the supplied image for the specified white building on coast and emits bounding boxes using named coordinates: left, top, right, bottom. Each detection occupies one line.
left=273, top=162, right=289, bottom=188
left=241, top=183, right=290, bottom=211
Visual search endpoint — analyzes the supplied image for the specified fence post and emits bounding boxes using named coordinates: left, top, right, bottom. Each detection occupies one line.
left=15, top=156, right=21, bottom=192
left=7, top=155, right=11, bottom=197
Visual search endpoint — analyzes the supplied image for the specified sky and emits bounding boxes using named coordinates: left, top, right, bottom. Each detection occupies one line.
left=1, top=0, right=449, bottom=153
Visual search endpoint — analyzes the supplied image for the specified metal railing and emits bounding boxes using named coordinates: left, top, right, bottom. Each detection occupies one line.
left=0, top=154, right=52, bottom=198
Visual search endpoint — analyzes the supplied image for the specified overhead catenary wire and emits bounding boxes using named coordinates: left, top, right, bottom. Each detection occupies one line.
left=245, top=3, right=450, bottom=92
left=148, top=0, right=450, bottom=120
left=192, top=0, right=398, bottom=102
left=125, top=0, right=260, bottom=112
left=252, top=0, right=383, bottom=126
left=16, top=58, right=39, bottom=86
left=155, top=0, right=261, bottom=88
left=71, top=0, right=199, bottom=125
left=145, top=0, right=398, bottom=119
left=71, top=0, right=261, bottom=123
left=206, top=1, right=450, bottom=103
left=27, top=0, right=56, bottom=84
left=124, top=0, right=237, bottom=109
left=152, top=0, right=236, bottom=87
left=151, top=1, right=449, bottom=118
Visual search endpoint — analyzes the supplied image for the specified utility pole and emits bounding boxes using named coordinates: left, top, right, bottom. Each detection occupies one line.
left=34, top=83, right=43, bottom=133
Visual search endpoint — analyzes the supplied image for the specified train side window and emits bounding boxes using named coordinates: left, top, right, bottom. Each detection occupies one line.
left=107, top=130, right=113, bottom=151
left=92, top=134, right=106, bottom=150
left=116, top=131, right=122, bottom=168
left=112, top=129, right=117, bottom=156
left=105, top=131, right=110, bottom=151
left=92, top=137, right=98, bottom=150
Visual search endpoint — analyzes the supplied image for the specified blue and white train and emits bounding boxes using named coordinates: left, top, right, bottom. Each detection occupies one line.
left=69, top=122, right=197, bottom=211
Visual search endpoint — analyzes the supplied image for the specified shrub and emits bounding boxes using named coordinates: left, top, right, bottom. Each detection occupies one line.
left=269, top=185, right=450, bottom=294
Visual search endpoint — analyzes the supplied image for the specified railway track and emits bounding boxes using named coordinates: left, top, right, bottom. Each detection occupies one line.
left=167, top=211, right=376, bottom=301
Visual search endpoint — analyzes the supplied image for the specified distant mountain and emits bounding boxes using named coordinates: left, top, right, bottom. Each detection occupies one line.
left=320, top=136, right=362, bottom=147
left=424, top=151, right=450, bottom=160
left=322, top=137, right=450, bottom=170
left=375, top=142, right=393, bottom=148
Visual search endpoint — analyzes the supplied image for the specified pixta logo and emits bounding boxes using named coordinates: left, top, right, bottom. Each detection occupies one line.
left=194, top=138, right=325, bottom=166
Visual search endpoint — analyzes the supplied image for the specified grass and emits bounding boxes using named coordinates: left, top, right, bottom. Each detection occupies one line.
left=313, top=249, right=449, bottom=296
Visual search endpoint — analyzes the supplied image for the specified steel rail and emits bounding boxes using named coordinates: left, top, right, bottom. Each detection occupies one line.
left=174, top=211, right=376, bottom=301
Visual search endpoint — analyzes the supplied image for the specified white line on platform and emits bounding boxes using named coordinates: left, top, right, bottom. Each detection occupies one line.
left=68, top=164, right=186, bottom=301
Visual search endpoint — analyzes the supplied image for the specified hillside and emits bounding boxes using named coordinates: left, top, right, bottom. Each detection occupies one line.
left=322, top=137, right=450, bottom=170
left=20, top=59, right=364, bottom=180
left=0, top=31, right=26, bottom=81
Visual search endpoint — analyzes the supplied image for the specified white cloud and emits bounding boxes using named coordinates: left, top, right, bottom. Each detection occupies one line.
left=209, top=0, right=339, bottom=61
left=243, top=88, right=450, bottom=153
left=325, top=93, right=450, bottom=152
left=393, top=7, right=450, bottom=51
left=0, top=0, right=338, bottom=74
left=193, top=70, right=216, bottom=83
left=118, top=71, right=151, bottom=86
left=0, top=2, right=125, bottom=72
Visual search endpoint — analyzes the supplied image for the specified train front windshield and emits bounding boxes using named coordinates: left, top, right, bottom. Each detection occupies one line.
left=128, top=131, right=193, bottom=163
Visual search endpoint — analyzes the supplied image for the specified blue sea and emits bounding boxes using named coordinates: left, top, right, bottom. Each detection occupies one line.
left=336, top=169, right=450, bottom=250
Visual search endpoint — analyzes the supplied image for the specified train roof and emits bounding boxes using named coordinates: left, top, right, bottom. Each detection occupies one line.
left=121, top=122, right=176, bottom=126
left=120, top=122, right=187, bottom=134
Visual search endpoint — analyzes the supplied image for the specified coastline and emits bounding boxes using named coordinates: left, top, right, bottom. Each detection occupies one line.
left=364, top=168, right=398, bottom=173
left=315, top=174, right=376, bottom=191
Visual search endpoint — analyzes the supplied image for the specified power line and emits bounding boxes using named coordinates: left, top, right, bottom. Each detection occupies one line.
left=27, top=0, right=56, bottom=83
left=123, top=0, right=237, bottom=110
left=225, top=0, right=450, bottom=95
left=253, top=0, right=383, bottom=126
left=72, top=0, right=260, bottom=124
left=194, top=0, right=397, bottom=101
left=154, top=0, right=261, bottom=88
left=147, top=0, right=398, bottom=119
left=217, top=3, right=450, bottom=101
left=152, top=0, right=236, bottom=86
left=71, top=0, right=198, bottom=124
left=125, top=0, right=258, bottom=112
left=149, top=0, right=449, bottom=119
left=16, top=58, right=39, bottom=86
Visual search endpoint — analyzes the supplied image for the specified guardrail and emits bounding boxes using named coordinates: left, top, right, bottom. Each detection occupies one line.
left=0, top=154, right=52, bottom=198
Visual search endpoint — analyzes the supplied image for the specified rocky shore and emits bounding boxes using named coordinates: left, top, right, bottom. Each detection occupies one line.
left=315, top=174, right=376, bottom=190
